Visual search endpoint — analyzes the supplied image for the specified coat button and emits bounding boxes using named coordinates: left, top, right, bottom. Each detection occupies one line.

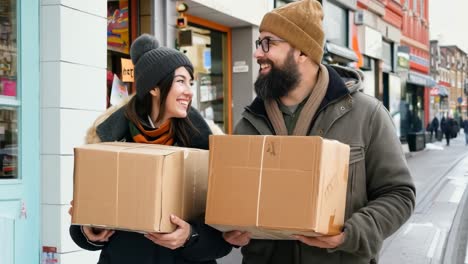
left=340, top=106, right=346, bottom=111
left=318, top=129, right=324, bottom=135
left=348, top=98, right=353, bottom=104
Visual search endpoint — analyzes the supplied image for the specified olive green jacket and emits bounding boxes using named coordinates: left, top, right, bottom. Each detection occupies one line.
left=234, top=65, right=416, bottom=264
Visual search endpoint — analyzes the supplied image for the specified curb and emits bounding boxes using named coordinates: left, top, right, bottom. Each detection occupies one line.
left=442, top=181, right=468, bottom=264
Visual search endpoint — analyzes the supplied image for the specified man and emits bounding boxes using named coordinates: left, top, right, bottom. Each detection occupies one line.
left=222, top=0, right=416, bottom=263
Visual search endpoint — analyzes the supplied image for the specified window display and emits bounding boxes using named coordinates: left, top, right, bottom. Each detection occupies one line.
left=0, top=0, right=17, bottom=179
left=0, top=0, right=16, bottom=98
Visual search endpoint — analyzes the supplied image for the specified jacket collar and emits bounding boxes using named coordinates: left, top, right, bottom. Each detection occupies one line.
left=245, top=64, right=352, bottom=118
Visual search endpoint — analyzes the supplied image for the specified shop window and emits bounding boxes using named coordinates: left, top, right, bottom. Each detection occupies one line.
left=107, top=0, right=134, bottom=108
left=382, top=41, right=393, bottom=72
left=323, top=1, right=348, bottom=47
left=0, top=0, right=17, bottom=179
left=179, top=24, right=228, bottom=132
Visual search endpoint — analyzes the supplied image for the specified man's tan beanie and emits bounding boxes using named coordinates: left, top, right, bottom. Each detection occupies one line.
left=259, top=0, right=324, bottom=64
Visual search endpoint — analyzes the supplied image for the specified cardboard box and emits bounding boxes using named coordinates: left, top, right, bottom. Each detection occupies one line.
left=72, top=142, right=208, bottom=233
left=205, top=135, right=350, bottom=239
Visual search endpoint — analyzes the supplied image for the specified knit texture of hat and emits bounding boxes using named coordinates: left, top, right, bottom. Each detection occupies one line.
left=259, top=0, right=324, bottom=64
left=130, top=34, right=194, bottom=99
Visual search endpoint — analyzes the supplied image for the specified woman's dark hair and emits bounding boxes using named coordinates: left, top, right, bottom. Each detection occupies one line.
left=125, top=65, right=199, bottom=146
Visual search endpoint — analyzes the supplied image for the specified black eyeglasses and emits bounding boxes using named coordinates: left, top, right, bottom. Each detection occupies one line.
left=255, top=37, right=287, bottom=53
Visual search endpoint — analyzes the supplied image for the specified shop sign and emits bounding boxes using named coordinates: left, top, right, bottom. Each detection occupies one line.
left=42, top=246, right=58, bottom=264
left=397, top=46, right=410, bottom=70
left=108, top=0, right=130, bottom=54
left=429, top=87, right=439, bottom=96
left=233, top=61, right=249, bottom=73
left=359, top=26, right=382, bottom=59
left=408, top=71, right=436, bottom=87
left=121, top=58, right=134, bottom=82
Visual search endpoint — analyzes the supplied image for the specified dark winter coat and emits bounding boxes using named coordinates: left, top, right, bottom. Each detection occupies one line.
left=234, top=65, right=416, bottom=264
left=69, top=102, right=232, bottom=264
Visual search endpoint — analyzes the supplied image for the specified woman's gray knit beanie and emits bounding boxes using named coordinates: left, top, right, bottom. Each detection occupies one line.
left=130, top=34, right=193, bottom=98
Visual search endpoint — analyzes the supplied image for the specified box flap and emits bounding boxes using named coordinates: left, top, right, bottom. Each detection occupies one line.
left=72, top=147, right=119, bottom=226
left=206, top=135, right=263, bottom=226
left=315, top=140, right=350, bottom=235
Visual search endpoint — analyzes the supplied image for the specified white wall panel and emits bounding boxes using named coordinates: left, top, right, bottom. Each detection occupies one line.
left=42, top=155, right=74, bottom=205
left=190, top=0, right=270, bottom=26
left=42, top=0, right=106, bottom=18
left=59, top=250, right=100, bottom=264
left=42, top=205, right=81, bottom=253
left=60, top=7, right=106, bottom=68
left=59, top=62, right=106, bottom=110
left=41, top=109, right=102, bottom=155
left=41, top=5, right=61, bottom=62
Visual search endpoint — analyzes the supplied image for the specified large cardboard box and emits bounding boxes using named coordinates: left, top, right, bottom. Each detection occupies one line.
left=205, top=135, right=350, bottom=239
left=72, top=142, right=208, bottom=233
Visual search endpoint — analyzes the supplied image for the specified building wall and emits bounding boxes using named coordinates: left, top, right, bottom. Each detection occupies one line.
left=231, top=27, right=259, bottom=126
left=189, top=0, right=271, bottom=26
left=40, top=0, right=107, bottom=262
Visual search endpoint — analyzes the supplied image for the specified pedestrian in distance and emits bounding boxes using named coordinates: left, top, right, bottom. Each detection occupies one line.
left=68, top=34, right=232, bottom=264
left=222, top=0, right=416, bottom=263
left=441, top=116, right=451, bottom=146
left=463, top=117, right=468, bottom=146
left=430, top=116, right=439, bottom=141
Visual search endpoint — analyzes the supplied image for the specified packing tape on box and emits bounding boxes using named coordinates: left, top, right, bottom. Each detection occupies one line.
left=256, top=136, right=269, bottom=227
left=110, top=143, right=150, bottom=226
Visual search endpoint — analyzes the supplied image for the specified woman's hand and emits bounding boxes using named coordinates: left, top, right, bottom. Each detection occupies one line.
left=68, top=200, right=74, bottom=216
left=69, top=200, right=115, bottom=242
left=145, top=214, right=191, bottom=250
left=82, top=227, right=115, bottom=242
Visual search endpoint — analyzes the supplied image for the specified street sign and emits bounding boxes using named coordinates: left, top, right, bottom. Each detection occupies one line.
left=457, top=97, right=463, bottom=104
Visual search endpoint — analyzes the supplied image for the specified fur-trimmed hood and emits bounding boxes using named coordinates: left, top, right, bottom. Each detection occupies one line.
left=85, top=95, right=224, bottom=147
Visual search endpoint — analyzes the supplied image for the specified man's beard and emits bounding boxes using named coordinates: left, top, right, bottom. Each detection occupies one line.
left=254, top=50, right=301, bottom=101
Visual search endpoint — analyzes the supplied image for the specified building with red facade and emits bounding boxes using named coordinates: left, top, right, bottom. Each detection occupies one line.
left=353, top=0, right=404, bottom=140
left=397, top=0, right=436, bottom=148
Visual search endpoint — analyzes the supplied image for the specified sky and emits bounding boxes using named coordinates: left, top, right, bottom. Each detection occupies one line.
left=429, top=0, right=468, bottom=53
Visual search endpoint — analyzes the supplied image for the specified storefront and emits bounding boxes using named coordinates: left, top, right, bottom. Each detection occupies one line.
left=429, top=84, right=449, bottom=120
left=321, top=0, right=358, bottom=65
left=106, top=0, right=141, bottom=107
left=178, top=15, right=232, bottom=133
left=0, top=0, right=40, bottom=263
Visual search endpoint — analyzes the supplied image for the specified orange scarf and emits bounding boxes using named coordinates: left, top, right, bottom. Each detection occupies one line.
left=129, top=119, right=174, bottom=145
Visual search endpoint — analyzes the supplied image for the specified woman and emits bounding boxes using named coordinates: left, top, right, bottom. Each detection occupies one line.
left=69, top=34, right=232, bottom=264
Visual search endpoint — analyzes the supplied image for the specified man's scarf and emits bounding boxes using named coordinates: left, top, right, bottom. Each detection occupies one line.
left=265, top=64, right=329, bottom=136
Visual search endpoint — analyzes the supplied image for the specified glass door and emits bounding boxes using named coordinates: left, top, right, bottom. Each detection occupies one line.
left=0, top=0, right=40, bottom=263
left=179, top=15, right=232, bottom=133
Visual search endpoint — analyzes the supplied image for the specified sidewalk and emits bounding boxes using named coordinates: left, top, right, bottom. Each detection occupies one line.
left=380, top=133, right=468, bottom=264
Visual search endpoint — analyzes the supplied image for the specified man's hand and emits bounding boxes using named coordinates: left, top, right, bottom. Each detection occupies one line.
left=223, top=231, right=251, bottom=247
left=145, top=214, right=191, bottom=250
left=293, top=232, right=345, bottom=249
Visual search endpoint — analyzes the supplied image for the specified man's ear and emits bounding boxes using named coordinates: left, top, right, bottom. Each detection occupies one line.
left=149, top=88, right=160, bottom=97
left=297, top=51, right=308, bottom=63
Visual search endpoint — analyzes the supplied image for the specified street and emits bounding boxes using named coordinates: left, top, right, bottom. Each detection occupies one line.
left=381, top=134, right=468, bottom=264
left=218, top=133, right=468, bottom=264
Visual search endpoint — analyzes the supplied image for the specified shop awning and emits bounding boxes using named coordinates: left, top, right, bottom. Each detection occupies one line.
left=437, top=85, right=449, bottom=96
left=407, top=71, right=437, bottom=87
left=429, top=86, right=449, bottom=96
